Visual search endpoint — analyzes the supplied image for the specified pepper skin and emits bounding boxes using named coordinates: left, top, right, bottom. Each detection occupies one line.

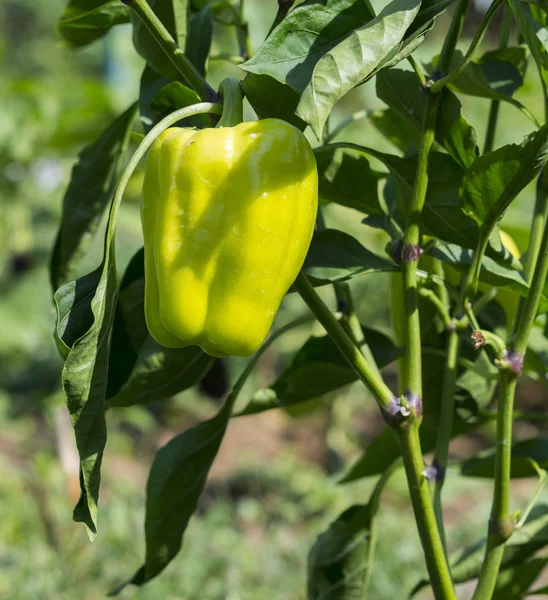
left=141, top=119, right=318, bottom=357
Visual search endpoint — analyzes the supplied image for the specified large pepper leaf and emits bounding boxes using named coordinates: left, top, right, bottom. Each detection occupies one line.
left=58, top=0, right=130, bottom=48
left=316, top=147, right=385, bottom=215
left=185, top=2, right=213, bottom=77
left=296, top=0, right=421, bottom=137
left=50, top=104, right=137, bottom=290
left=460, top=123, right=548, bottom=229
left=54, top=255, right=118, bottom=539
left=241, top=0, right=375, bottom=95
left=52, top=104, right=140, bottom=537
left=302, top=229, right=397, bottom=285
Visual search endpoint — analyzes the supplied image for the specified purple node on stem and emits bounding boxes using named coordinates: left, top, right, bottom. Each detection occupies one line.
left=502, top=349, right=524, bottom=375
left=423, top=459, right=446, bottom=483
left=403, top=243, right=421, bottom=263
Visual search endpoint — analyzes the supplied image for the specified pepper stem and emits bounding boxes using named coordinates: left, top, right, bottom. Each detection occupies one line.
left=216, top=78, right=244, bottom=128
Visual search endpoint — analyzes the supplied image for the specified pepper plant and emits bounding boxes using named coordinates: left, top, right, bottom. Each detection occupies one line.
left=53, top=0, right=548, bottom=597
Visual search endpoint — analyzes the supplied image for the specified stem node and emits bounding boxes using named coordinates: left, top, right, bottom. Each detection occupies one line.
left=488, top=516, right=515, bottom=544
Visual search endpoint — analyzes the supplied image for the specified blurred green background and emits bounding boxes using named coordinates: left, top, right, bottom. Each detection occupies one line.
left=0, top=1, right=547, bottom=598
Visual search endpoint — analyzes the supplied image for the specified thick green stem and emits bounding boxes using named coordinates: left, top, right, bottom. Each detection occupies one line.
left=397, top=424, right=457, bottom=600
left=122, top=0, right=218, bottom=102
left=402, top=92, right=441, bottom=396
left=432, top=328, right=461, bottom=552
left=473, top=219, right=548, bottom=597
left=471, top=372, right=517, bottom=600
left=430, top=0, right=504, bottom=92
left=483, top=6, right=513, bottom=153
left=294, top=273, right=394, bottom=410
left=216, top=78, right=244, bottom=127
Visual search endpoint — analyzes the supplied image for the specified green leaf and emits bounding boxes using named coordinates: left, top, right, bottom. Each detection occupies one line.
left=369, top=108, right=422, bottom=152
left=236, top=328, right=402, bottom=417
left=307, top=505, right=372, bottom=599
left=110, top=397, right=235, bottom=594
left=241, top=0, right=375, bottom=95
left=185, top=3, right=213, bottom=76
left=54, top=256, right=119, bottom=538
left=458, top=436, right=548, bottom=478
left=478, top=47, right=528, bottom=96
left=131, top=0, right=188, bottom=79
left=427, top=48, right=532, bottom=122
left=316, top=147, right=385, bottom=214
left=54, top=267, right=103, bottom=360
left=242, top=74, right=307, bottom=130
left=508, top=0, right=548, bottom=96
left=460, top=124, right=548, bottom=229
left=296, top=0, right=421, bottom=137
left=107, top=340, right=212, bottom=408
left=302, top=229, right=397, bottom=285
left=58, top=0, right=130, bottom=47
left=455, top=351, right=498, bottom=410
left=139, top=66, right=210, bottom=132
left=377, top=69, right=479, bottom=169
left=492, top=558, right=548, bottom=600
left=50, top=104, right=137, bottom=290
left=428, top=243, right=528, bottom=291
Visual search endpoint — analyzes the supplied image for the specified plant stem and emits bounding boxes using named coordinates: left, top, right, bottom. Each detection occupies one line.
left=216, top=78, right=243, bottom=127
left=408, top=55, right=427, bottom=87
left=436, top=0, right=472, bottom=74
left=512, top=220, right=548, bottom=354
left=473, top=206, right=548, bottom=598
left=463, top=228, right=491, bottom=302
left=471, top=371, right=517, bottom=600
left=122, top=0, right=218, bottom=102
left=397, top=424, right=457, bottom=600
left=401, top=92, right=441, bottom=396
left=430, top=0, right=503, bottom=92
left=293, top=273, right=394, bottom=410
left=432, top=328, right=461, bottom=552
left=483, top=5, right=513, bottom=153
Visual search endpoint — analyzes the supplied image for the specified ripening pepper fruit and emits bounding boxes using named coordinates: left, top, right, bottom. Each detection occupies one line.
left=141, top=118, right=318, bottom=358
